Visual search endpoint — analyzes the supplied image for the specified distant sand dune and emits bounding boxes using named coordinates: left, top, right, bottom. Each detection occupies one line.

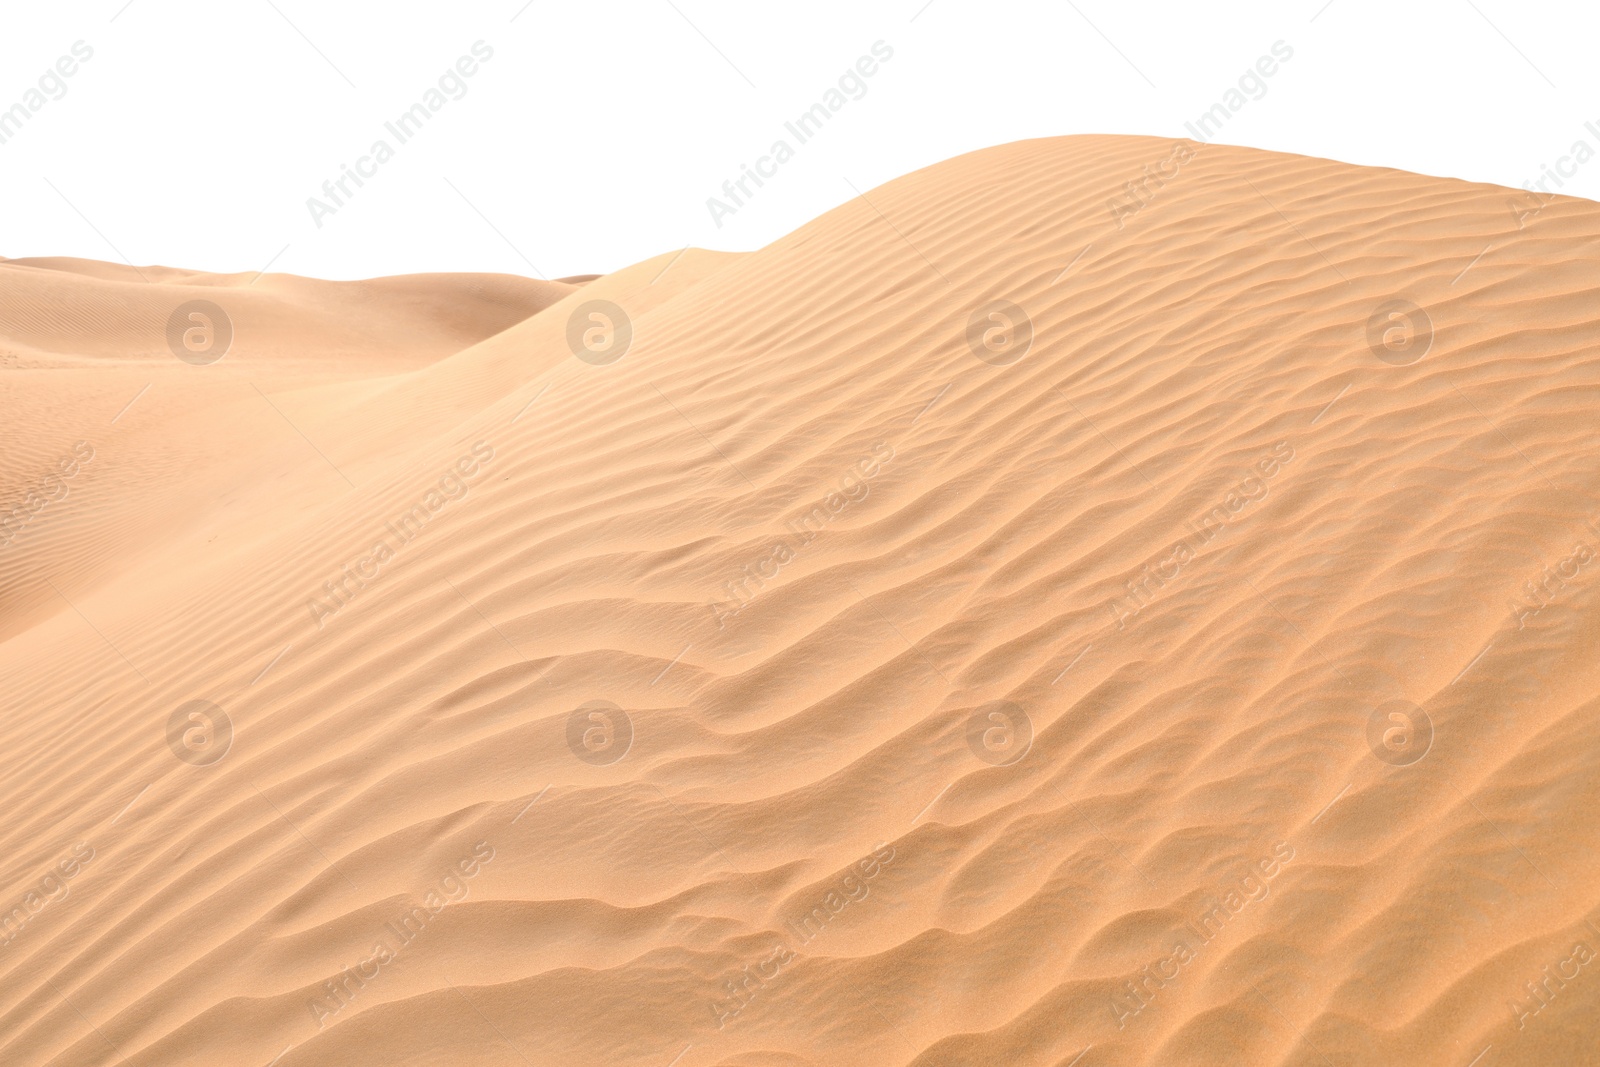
left=2, top=136, right=1598, bottom=1066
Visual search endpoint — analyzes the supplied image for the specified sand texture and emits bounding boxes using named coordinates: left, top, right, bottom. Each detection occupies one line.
left=2, top=136, right=1599, bottom=1066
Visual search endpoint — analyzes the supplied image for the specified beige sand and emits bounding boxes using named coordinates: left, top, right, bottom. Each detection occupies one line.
left=2, top=136, right=1598, bottom=1066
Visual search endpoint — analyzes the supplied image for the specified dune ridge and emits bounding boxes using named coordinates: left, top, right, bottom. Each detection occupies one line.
left=2, top=135, right=1599, bottom=1066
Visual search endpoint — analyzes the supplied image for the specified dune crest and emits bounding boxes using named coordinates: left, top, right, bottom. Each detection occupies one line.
left=3, top=135, right=1599, bottom=1066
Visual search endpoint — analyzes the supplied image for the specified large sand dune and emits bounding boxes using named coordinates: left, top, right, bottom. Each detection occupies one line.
left=2, top=135, right=1598, bottom=1066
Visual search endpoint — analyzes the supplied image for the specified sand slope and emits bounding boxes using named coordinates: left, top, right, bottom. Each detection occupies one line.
left=2, top=136, right=1599, bottom=1066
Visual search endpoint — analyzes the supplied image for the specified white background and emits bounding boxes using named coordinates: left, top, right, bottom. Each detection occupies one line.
left=1, top=0, right=1595, bottom=281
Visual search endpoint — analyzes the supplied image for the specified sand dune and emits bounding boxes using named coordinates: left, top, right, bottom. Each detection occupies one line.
left=2, top=135, right=1599, bottom=1066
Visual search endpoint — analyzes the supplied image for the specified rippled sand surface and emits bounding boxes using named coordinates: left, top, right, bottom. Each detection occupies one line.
left=3, top=136, right=1599, bottom=1066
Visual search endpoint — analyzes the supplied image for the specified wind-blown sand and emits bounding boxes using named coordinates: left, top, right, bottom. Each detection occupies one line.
left=2, top=135, right=1599, bottom=1066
